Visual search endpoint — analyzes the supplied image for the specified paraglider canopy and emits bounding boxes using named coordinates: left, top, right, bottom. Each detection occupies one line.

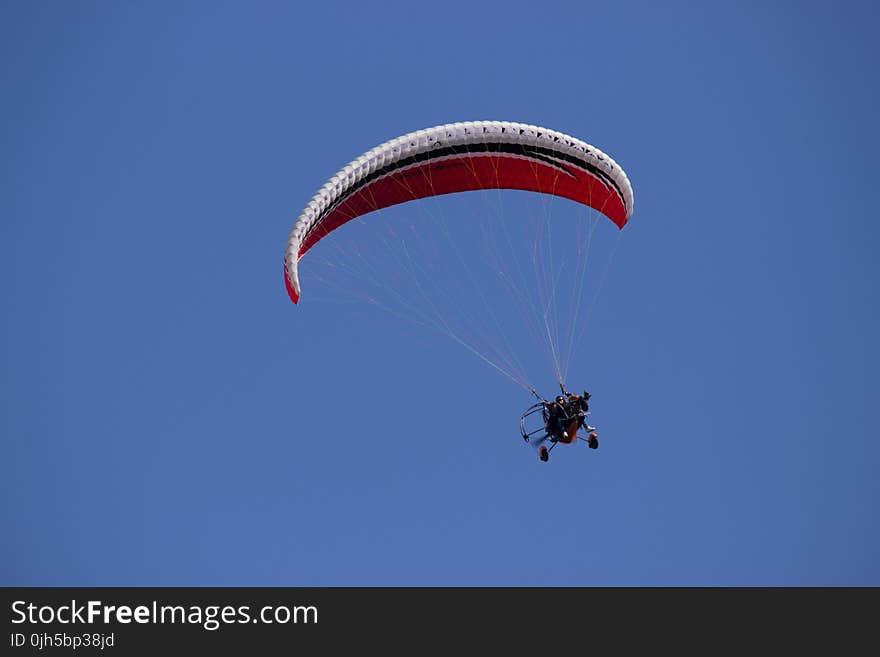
left=283, top=120, right=634, bottom=304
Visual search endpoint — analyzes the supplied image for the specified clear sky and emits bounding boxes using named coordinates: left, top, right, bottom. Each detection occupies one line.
left=3, top=0, right=878, bottom=585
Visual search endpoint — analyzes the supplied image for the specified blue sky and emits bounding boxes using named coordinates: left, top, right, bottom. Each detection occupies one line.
left=2, top=0, right=878, bottom=585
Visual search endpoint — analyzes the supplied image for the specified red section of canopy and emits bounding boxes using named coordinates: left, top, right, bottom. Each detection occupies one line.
left=298, top=154, right=627, bottom=258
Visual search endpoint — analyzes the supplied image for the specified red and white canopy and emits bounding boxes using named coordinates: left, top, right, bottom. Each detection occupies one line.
left=284, top=120, right=634, bottom=304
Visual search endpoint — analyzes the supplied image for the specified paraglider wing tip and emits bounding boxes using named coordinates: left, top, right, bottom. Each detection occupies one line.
left=284, top=266, right=300, bottom=304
